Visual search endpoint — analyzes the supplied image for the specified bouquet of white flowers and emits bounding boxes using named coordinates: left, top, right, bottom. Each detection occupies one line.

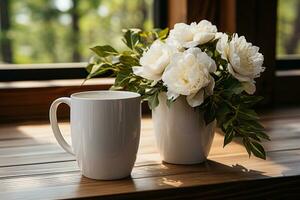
left=86, top=20, right=269, bottom=159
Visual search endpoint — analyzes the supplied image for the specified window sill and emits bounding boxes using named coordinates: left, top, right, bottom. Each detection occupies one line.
left=0, top=78, right=114, bottom=123
left=274, top=70, right=300, bottom=105
left=276, top=69, right=300, bottom=77
left=0, top=78, right=114, bottom=89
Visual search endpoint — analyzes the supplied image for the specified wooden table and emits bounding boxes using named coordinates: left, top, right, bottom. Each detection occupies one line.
left=1, top=112, right=300, bottom=199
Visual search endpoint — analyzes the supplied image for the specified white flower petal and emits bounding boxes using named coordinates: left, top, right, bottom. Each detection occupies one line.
left=186, top=90, right=204, bottom=107
left=168, top=20, right=217, bottom=49
left=132, top=66, right=143, bottom=76
left=216, top=32, right=229, bottom=60
left=183, top=41, right=200, bottom=48
left=193, top=32, right=215, bottom=45
left=227, top=64, right=251, bottom=82
left=242, top=81, right=256, bottom=94
left=162, top=47, right=215, bottom=107
left=197, top=20, right=217, bottom=33
left=216, top=33, right=264, bottom=84
left=133, top=40, right=177, bottom=81
left=205, top=76, right=215, bottom=96
left=132, top=66, right=161, bottom=81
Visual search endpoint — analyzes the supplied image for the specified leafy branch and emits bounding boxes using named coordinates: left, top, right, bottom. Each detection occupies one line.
left=85, top=28, right=168, bottom=108
left=199, top=75, right=270, bottom=159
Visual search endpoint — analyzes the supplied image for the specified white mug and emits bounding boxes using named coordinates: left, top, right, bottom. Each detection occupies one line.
left=49, top=90, right=141, bottom=180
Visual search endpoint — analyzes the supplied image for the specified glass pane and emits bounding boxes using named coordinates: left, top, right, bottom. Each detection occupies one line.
left=0, top=0, right=154, bottom=64
left=277, top=0, right=300, bottom=59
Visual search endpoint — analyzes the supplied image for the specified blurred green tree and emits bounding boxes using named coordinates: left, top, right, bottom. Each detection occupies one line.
left=277, top=0, right=300, bottom=57
left=0, top=0, right=153, bottom=64
left=0, top=0, right=13, bottom=63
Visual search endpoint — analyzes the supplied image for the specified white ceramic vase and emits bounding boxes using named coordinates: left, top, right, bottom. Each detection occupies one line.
left=152, top=93, right=216, bottom=164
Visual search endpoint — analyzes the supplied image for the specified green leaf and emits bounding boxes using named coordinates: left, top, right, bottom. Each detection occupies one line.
left=240, top=95, right=264, bottom=107
left=122, top=30, right=140, bottom=50
left=134, top=45, right=144, bottom=55
left=243, top=138, right=252, bottom=157
left=222, top=77, right=243, bottom=96
left=222, top=117, right=233, bottom=130
left=249, top=141, right=266, bottom=159
left=248, top=133, right=261, bottom=142
left=119, top=55, right=139, bottom=66
left=129, top=77, right=137, bottom=83
left=115, top=71, right=130, bottom=87
left=110, top=85, right=123, bottom=90
left=85, top=63, right=94, bottom=73
left=86, top=63, right=113, bottom=79
left=237, top=107, right=259, bottom=120
left=147, top=92, right=159, bottom=110
left=215, top=102, right=231, bottom=126
left=138, top=31, right=156, bottom=47
left=239, top=119, right=265, bottom=132
left=90, top=45, right=118, bottom=57
left=235, top=126, right=269, bottom=141
left=204, top=101, right=216, bottom=125
left=255, top=131, right=271, bottom=141
left=158, top=28, right=169, bottom=39
left=223, top=126, right=235, bottom=147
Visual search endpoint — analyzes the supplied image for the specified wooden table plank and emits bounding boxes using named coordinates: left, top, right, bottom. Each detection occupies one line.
left=1, top=149, right=300, bottom=199
left=0, top=115, right=300, bottom=199
left=1, top=148, right=300, bottom=183
left=1, top=118, right=300, bottom=167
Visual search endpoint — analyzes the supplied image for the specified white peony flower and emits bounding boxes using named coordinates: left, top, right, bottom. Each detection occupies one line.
left=162, top=47, right=216, bottom=107
left=216, top=33, right=265, bottom=94
left=132, top=40, right=176, bottom=81
left=215, top=32, right=229, bottom=60
left=166, top=23, right=194, bottom=49
left=167, top=20, right=217, bottom=49
left=192, top=20, right=217, bottom=45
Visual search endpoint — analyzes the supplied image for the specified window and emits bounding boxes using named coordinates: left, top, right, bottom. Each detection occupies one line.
left=276, top=0, right=300, bottom=70
left=0, top=0, right=166, bottom=81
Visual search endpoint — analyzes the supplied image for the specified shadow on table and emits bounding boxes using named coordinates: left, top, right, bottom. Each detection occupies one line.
left=162, top=159, right=266, bottom=179
left=76, top=160, right=271, bottom=199
left=214, top=116, right=300, bottom=177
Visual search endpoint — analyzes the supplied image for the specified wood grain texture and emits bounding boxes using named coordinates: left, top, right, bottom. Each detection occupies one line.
left=0, top=113, right=300, bottom=199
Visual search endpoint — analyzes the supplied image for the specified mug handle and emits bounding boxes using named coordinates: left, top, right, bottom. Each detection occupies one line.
left=49, top=97, right=74, bottom=155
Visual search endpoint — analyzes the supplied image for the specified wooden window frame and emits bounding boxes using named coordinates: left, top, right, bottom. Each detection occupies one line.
left=1, top=0, right=299, bottom=123
left=276, top=59, right=300, bottom=70
left=0, top=63, right=87, bottom=81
